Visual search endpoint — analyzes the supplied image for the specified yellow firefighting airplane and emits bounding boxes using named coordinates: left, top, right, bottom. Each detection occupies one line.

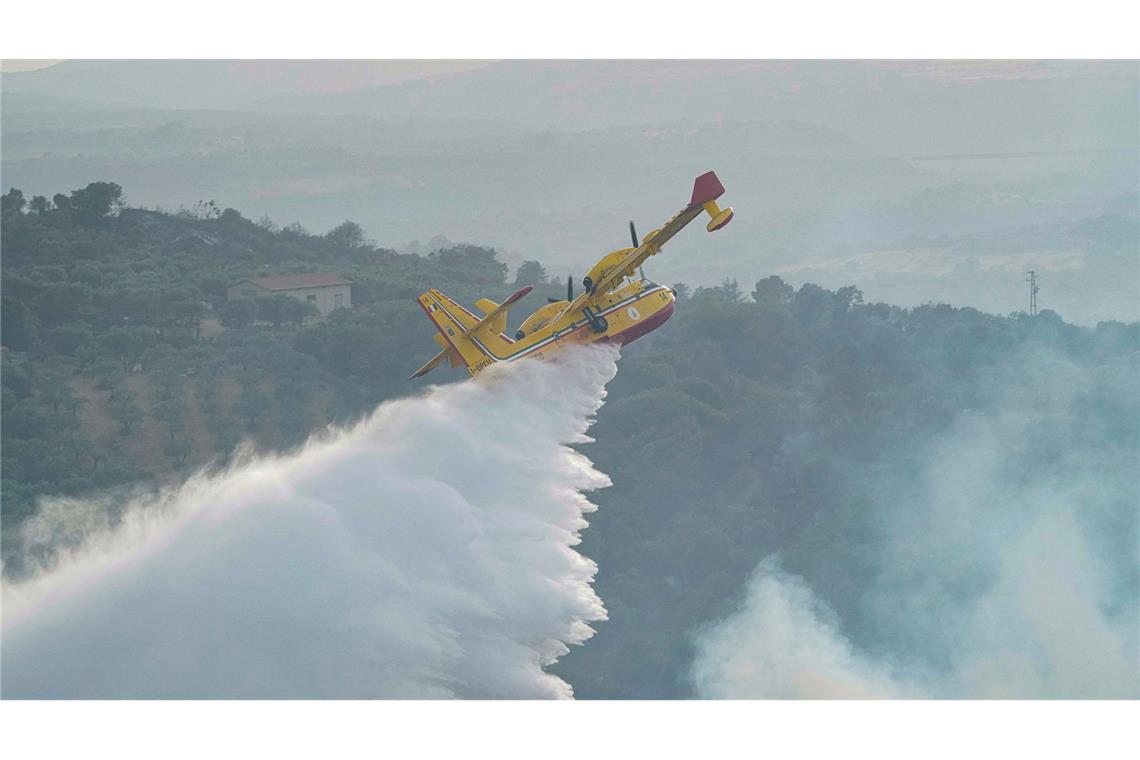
left=410, top=171, right=734, bottom=379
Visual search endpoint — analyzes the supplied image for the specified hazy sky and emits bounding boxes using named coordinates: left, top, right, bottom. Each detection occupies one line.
left=1, top=59, right=65, bottom=72
left=3, top=59, right=1136, bottom=323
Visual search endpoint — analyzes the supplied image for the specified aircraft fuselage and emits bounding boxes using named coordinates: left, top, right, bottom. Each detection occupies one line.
left=424, top=278, right=675, bottom=376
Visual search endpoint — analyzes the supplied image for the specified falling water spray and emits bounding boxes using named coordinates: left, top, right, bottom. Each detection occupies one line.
left=2, top=347, right=619, bottom=699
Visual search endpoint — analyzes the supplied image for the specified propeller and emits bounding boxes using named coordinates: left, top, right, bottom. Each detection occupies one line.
left=548, top=275, right=574, bottom=303
left=631, top=220, right=646, bottom=280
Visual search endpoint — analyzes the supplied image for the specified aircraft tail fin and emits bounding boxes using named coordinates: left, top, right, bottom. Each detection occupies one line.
left=414, top=288, right=519, bottom=377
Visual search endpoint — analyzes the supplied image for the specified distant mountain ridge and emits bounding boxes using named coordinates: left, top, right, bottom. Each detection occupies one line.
left=6, top=60, right=1135, bottom=156
left=1, top=59, right=492, bottom=111
left=3, top=60, right=1135, bottom=323
left=250, top=59, right=1139, bottom=155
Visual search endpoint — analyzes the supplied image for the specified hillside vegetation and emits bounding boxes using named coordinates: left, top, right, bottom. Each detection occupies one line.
left=1, top=183, right=533, bottom=567
left=7, top=63, right=1136, bottom=325
left=3, top=183, right=1136, bottom=697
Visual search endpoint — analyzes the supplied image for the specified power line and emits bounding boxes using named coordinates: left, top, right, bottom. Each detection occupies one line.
left=1025, top=271, right=1040, bottom=316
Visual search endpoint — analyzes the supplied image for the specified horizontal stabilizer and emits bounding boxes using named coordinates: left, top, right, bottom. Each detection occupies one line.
left=502, top=285, right=534, bottom=308
left=464, top=285, right=532, bottom=337
left=414, top=286, right=528, bottom=377
left=409, top=347, right=456, bottom=379
left=474, top=298, right=500, bottom=315
left=475, top=298, right=507, bottom=336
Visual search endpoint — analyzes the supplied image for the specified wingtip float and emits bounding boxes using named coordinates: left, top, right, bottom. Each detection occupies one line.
left=410, top=171, right=734, bottom=380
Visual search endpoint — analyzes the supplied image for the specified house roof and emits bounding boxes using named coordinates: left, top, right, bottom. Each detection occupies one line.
left=233, top=273, right=353, bottom=291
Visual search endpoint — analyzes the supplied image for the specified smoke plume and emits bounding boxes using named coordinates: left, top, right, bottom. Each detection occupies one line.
left=693, top=346, right=1139, bottom=699
left=691, top=559, right=909, bottom=698
left=2, top=347, right=618, bottom=699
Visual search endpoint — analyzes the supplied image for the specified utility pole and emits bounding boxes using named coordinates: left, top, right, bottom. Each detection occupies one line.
left=1025, top=270, right=1039, bottom=316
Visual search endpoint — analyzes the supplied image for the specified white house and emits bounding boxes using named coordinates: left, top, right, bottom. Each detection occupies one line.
left=226, top=273, right=352, bottom=317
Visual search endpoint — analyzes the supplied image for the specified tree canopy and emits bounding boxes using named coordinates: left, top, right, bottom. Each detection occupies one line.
left=2, top=181, right=1136, bottom=699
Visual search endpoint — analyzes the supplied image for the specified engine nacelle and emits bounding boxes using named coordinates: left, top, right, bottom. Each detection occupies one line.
left=583, top=247, right=636, bottom=292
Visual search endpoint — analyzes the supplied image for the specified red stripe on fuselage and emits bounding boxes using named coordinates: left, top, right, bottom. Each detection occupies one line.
left=601, top=299, right=675, bottom=347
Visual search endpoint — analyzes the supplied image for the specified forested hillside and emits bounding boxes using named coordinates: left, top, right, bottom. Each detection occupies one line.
left=553, top=278, right=1138, bottom=696
left=3, top=184, right=1136, bottom=697
left=8, top=62, right=1137, bottom=325
left=1, top=183, right=551, bottom=568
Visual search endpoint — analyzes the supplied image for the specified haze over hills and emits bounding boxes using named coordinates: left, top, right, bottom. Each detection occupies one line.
left=3, top=184, right=1135, bottom=698
left=254, top=59, right=1139, bottom=153
left=2, top=59, right=1137, bottom=323
left=1, top=59, right=491, bottom=110
left=2, top=59, right=1138, bottom=700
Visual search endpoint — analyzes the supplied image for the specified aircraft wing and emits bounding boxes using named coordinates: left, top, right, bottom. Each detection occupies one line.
left=588, top=171, right=732, bottom=300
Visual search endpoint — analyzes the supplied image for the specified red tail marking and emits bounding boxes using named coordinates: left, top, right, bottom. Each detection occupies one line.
left=503, top=285, right=534, bottom=306
left=690, top=171, right=726, bottom=207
